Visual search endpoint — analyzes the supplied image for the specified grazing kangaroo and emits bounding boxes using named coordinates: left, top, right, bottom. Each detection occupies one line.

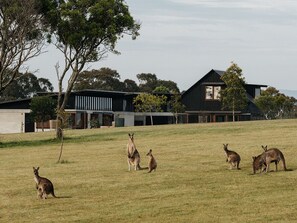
left=146, top=149, right=157, bottom=173
left=33, top=167, right=56, bottom=199
left=252, top=155, right=266, bottom=174
left=223, top=144, right=241, bottom=170
left=260, top=145, right=288, bottom=173
left=127, top=133, right=141, bottom=171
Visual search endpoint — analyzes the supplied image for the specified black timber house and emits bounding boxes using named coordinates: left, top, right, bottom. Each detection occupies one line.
left=181, top=69, right=266, bottom=123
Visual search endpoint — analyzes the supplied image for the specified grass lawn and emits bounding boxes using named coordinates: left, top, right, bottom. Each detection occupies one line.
left=1, top=119, right=297, bottom=222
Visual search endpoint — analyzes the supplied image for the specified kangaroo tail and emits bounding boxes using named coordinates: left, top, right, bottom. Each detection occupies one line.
left=137, top=164, right=149, bottom=170
left=51, top=188, right=57, bottom=198
left=280, top=152, right=288, bottom=171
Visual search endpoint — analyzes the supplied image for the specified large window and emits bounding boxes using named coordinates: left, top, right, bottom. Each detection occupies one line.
left=205, top=86, right=221, bottom=100
left=75, top=96, right=112, bottom=111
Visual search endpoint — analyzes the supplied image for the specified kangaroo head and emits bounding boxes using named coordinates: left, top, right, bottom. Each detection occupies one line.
left=33, top=167, right=40, bottom=176
left=146, top=149, right=152, bottom=156
left=223, top=144, right=229, bottom=151
left=128, top=133, right=134, bottom=142
left=261, top=145, right=268, bottom=151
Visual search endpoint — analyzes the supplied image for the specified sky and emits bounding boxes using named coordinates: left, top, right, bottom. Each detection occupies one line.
left=28, top=0, right=297, bottom=94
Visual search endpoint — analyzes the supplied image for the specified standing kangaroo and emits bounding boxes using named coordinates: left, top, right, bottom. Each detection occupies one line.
left=127, top=133, right=141, bottom=171
left=33, top=167, right=56, bottom=199
left=223, top=144, right=241, bottom=170
left=260, top=145, right=287, bottom=173
left=146, top=149, right=157, bottom=173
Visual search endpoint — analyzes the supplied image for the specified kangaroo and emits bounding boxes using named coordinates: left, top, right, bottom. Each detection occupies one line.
left=260, top=145, right=287, bottom=173
left=127, top=133, right=141, bottom=171
left=261, top=145, right=278, bottom=171
left=252, top=155, right=266, bottom=174
left=223, top=144, right=241, bottom=170
left=146, top=149, right=157, bottom=173
left=33, top=167, right=56, bottom=199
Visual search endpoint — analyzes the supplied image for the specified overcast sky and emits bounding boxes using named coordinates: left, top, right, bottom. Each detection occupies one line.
left=28, top=0, right=297, bottom=93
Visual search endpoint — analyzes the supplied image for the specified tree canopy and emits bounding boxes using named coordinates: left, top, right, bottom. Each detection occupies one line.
left=41, top=0, right=140, bottom=138
left=254, top=87, right=297, bottom=119
left=220, top=62, right=248, bottom=122
left=137, top=73, right=180, bottom=93
left=0, top=0, right=47, bottom=92
left=133, top=93, right=167, bottom=125
left=0, top=72, right=53, bottom=102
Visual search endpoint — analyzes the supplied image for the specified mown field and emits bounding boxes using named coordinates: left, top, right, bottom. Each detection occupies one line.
left=1, top=119, right=297, bottom=222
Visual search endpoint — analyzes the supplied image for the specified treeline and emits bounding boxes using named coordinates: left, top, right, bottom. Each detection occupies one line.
left=73, top=67, right=180, bottom=93
left=0, top=67, right=180, bottom=102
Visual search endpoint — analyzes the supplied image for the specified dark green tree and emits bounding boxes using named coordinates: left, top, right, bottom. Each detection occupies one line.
left=123, top=79, right=139, bottom=92
left=137, top=73, right=158, bottom=92
left=0, top=72, right=53, bottom=102
left=133, top=93, right=167, bottom=125
left=42, top=0, right=140, bottom=139
left=137, top=73, right=180, bottom=93
left=220, top=62, right=248, bottom=122
left=73, top=68, right=124, bottom=91
left=30, top=96, right=57, bottom=131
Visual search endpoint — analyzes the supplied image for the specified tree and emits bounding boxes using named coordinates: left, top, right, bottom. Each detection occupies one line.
left=123, top=79, right=139, bottom=92
left=30, top=96, right=56, bottom=131
left=157, top=80, right=180, bottom=93
left=43, top=0, right=140, bottom=139
left=255, top=87, right=296, bottom=119
left=220, top=62, right=248, bottom=122
left=170, top=91, right=185, bottom=124
left=133, top=93, right=167, bottom=125
left=137, top=73, right=158, bottom=92
left=73, top=68, right=124, bottom=91
left=153, top=85, right=170, bottom=94
left=0, top=0, right=46, bottom=93
left=0, top=72, right=53, bottom=102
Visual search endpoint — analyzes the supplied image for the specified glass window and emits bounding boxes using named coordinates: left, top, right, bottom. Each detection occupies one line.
left=214, top=86, right=221, bottom=100
left=205, top=86, right=213, bottom=100
left=205, top=86, right=221, bottom=100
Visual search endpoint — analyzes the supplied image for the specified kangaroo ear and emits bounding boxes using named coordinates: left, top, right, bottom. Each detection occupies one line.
left=37, top=167, right=39, bottom=170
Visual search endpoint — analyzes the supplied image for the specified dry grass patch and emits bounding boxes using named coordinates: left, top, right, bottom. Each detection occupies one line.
left=1, top=120, right=297, bottom=222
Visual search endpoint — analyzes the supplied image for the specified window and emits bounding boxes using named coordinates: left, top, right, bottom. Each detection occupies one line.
left=255, top=88, right=260, bottom=97
left=205, top=86, right=221, bottom=100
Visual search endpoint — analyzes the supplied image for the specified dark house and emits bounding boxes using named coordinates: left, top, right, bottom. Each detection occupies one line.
left=181, top=69, right=266, bottom=123
left=0, top=90, right=174, bottom=133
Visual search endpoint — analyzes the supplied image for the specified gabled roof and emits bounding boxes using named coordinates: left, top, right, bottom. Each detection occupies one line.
left=182, top=69, right=267, bottom=96
left=182, top=69, right=224, bottom=96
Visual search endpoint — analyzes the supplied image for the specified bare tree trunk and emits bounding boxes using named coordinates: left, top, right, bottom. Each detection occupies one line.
left=232, top=100, right=235, bottom=122
left=57, top=127, right=64, bottom=163
left=150, top=111, right=153, bottom=125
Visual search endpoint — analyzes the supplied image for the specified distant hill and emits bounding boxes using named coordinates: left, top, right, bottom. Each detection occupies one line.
left=280, top=89, right=297, bottom=99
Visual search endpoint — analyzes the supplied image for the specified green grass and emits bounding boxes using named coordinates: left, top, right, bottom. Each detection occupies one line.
left=1, top=119, right=297, bottom=222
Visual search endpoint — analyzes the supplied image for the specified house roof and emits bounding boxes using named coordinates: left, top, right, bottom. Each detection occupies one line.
left=182, top=69, right=267, bottom=96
